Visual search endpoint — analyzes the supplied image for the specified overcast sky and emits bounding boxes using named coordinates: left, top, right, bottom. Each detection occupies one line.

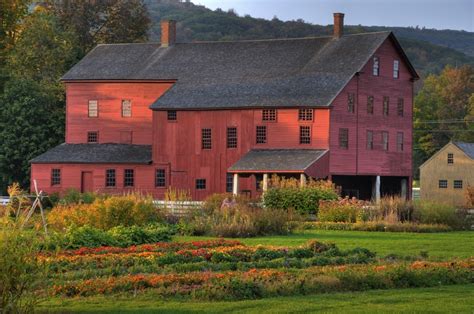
left=194, top=0, right=473, bottom=32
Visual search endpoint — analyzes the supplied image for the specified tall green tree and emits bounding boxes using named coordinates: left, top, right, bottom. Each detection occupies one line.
left=0, top=0, right=30, bottom=91
left=51, top=0, right=150, bottom=56
left=414, top=65, right=474, bottom=177
left=0, top=9, right=77, bottom=190
left=0, top=79, right=64, bottom=189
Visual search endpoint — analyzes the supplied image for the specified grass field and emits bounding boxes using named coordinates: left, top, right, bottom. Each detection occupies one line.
left=177, top=230, right=474, bottom=259
left=41, top=284, right=474, bottom=313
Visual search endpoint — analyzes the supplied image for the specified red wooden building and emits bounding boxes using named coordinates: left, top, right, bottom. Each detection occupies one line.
left=31, top=14, right=418, bottom=200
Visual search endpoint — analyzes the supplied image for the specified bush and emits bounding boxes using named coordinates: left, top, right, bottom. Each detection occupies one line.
left=50, top=224, right=175, bottom=249
left=318, top=198, right=366, bottom=223
left=0, top=226, right=46, bottom=312
left=48, top=194, right=163, bottom=231
left=60, top=188, right=97, bottom=205
left=181, top=195, right=299, bottom=237
left=412, top=200, right=467, bottom=229
left=263, top=177, right=338, bottom=215
left=298, top=221, right=453, bottom=233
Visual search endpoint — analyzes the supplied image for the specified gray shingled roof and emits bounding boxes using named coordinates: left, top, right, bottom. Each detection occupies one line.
left=61, top=32, right=418, bottom=110
left=228, top=149, right=328, bottom=172
left=454, top=142, right=474, bottom=159
left=30, top=143, right=152, bottom=164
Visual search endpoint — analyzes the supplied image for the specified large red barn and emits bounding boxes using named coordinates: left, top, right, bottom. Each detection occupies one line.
left=31, top=14, right=418, bottom=200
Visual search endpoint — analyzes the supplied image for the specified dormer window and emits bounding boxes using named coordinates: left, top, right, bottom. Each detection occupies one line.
left=393, top=60, right=400, bottom=78
left=373, top=57, right=380, bottom=76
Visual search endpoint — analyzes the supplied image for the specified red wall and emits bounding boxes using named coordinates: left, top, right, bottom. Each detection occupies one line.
left=153, top=108, right=331, bottom=199
left=329, top=37, right=413, bottom=178
left=31, top=163, right=163, bottom=197
left=65, top=82, right=173, bottom=144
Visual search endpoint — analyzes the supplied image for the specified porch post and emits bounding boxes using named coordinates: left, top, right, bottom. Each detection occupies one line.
left=300, top=173, right=307, bottom=187
left=375, top=175, right=381, bottom=203
left=262, top=173, right=269, bottom=192
left=401, top=178, right=407, bottom=200
left=232, top=173, right=239, bottom=196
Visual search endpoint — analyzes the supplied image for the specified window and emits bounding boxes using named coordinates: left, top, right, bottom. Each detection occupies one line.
left=201, top=128, right=212, bottom=149
left=347, top=93, right=355, bottom=113
left=397, top=132, right=404, bottom=152
left=373, top=56, right=380, bottom=76
left=393, top=60, right=399, bottom=78
left=299, top=126, right=311, bottom=144
left=298, top=109, right=313, bottom=121
left=339, top=128, right=348, bottom=149
left=88, top=100, right=98, bottom=117
left=167, top=110, right=177, bottom=121
left=124, top=169, right=134, bottom=187
left=256, top=126, right=266, bottom=144
left=367, top=130, right=374, bottom=150
left=226, top=173, right=233, bottom=193
left=447, top=153, right=454, bottom=164
left=255, top=174, right=263, bottom=191
left=227, top=127, right=237, bottom=148
left=87, top=131, right=98, bottom=143
left=454, top=180, right=463, bottom=189
left=438, top=180, right=448, bottom=189
left=196, top=179, right=206, bottom=190
left=105, top=169, right=116, bottom=187
left=155, top=169, right=166, bottom=187
left=367, top=96, right=374, bottom=114
left=383, top=96, right=389, bottom=116
left=397, top=98, right=404, bottom=117
left=262, top=109, right=277, bottom=121
left=382, top=131, right=389, bottom=151
left=51, top=169, right=61, bottom=186
left=121, top=99, right=132, bottom=117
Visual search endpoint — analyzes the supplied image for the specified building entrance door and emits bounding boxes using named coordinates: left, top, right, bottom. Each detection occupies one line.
left=81, top=171, right=93, bottom=193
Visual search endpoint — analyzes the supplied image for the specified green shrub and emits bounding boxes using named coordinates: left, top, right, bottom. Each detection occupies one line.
left=0, top=226, right=46, bottom=313
left=298, top=221, right=453, bottom=233
left=412, top=200, right=467, bottom=229
left=318, top=198, right=366, bottom=223
left=263, top=179, right=338, bottom=215
left=50, top=224, right=175, bottom=249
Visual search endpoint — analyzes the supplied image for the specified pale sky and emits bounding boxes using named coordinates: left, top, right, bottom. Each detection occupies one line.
left=194, top=0, right=474, bottom=32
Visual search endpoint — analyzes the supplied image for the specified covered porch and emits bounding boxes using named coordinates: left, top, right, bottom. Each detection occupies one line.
left=228, top=149, right=329, bottom=195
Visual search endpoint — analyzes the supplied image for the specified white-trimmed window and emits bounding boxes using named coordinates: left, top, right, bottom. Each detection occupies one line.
left=373, top=56, right=380, bottom=76
left=453, top=180, right=463, bottom=189
left=88, top=100, right=98, bottom=117
left=122, top=99, right=132, bottom=117
left=393, top=60, right=400, bottom=78
left=51, top=169, right=61, bottom=186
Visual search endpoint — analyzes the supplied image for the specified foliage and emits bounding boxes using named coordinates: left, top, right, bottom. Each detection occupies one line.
left=465, top=186, right=474, bottom=207
left=48, top=193, right=163, bottom=231
left=412, top=200, right=467, bottom=229
left=181, top=195, right=299, bottom=237
left=263, top=177, right=339, bottom=215
left=0, top=0, right=30, bottom=90
left=51, top=0, right=150, bottom=56
left=0, top=79, right=64, bottom=189
left=0, top=223, right=46, bottom=313
left=298, top=221, right=453, bottom=233
left=414, top=65, right=474, bottom=178
left=49, top=224, right=174, bottom=249
left=318, top=198, right=367, bottom=223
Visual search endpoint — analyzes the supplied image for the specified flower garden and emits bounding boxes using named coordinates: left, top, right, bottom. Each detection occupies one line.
left=41, top=239, right=474, bottom=300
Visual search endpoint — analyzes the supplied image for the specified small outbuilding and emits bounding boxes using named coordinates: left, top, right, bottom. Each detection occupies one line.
left=420, top=141, right=474, bottom=206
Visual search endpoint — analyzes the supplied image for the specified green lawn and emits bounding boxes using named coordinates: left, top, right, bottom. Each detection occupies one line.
left=177, top=230, right=474, bottom=259
left=41, top=284, right=474, bottom=313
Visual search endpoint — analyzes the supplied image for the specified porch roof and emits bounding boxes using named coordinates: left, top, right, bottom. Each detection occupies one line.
left=228, top=149, right=328, bottom=173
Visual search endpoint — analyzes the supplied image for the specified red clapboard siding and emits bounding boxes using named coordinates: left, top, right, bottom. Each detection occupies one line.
left=329, top=37, right=413, bottom=179
left=153, top=108, right=331, bottom=200
left=65, top=82, right=173, bottom=144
